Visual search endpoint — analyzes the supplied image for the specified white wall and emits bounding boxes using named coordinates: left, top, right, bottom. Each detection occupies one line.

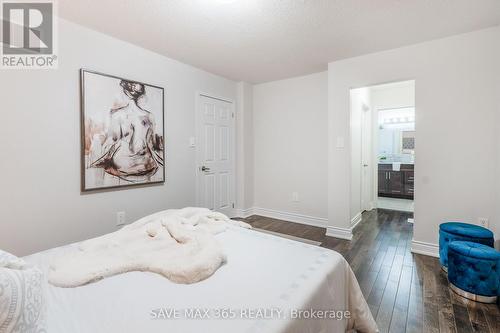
left=236, top=82, right=254, bottom=212
left=0, top=19, right=237, bottom=256
left=253, top=72, right=328, bottom=222
left=496, top=37, right=500, bottom=250
left=371, top=81, right=415, bottom=110
left=328, top=26, right=500, bottom=251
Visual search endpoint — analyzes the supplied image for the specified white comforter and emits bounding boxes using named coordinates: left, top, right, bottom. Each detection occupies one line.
left=49, top=208, right=250, bottom=287
left=25, top=214, right=378, bottom=333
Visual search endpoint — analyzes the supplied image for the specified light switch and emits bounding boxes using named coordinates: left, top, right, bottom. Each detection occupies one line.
left=336, top=137, right=345, bottom=148
left=189, top=137, right=196, bottom=148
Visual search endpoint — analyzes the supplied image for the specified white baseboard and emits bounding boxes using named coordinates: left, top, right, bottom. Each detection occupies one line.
left=326, top=226, right=353, bottom=240
left=233, top=208, right=254, bottom=219
left=323, top=212, right=362, bottom=241
left=235, top=207, right=328, bottom=228
left=351, top=212, right=362, bottom=229
left=411, top=240, right=439, bottom=258
left=235, top=207, right=363, bottom=242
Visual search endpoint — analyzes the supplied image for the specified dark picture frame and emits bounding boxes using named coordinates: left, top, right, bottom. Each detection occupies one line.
left=80, top=69, right=165, bottom=192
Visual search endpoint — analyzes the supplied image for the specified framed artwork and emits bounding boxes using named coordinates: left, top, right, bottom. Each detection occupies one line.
left=80, top=69, right=165, bottom=191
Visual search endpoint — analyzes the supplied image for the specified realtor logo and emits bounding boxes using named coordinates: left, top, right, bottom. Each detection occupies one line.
left=1, top=1, right=57, bottom=68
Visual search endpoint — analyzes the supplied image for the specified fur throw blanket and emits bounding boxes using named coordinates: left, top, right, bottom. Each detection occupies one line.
left=48, top=208, right=251, bottom=288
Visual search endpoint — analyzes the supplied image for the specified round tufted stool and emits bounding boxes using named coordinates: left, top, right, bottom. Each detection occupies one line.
left=447, top=241, right=500, bottom=303
left=439, top=222, right=494, bottom=271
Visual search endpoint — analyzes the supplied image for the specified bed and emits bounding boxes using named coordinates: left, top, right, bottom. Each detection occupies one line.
left=24, top=222, right=377, bottom=333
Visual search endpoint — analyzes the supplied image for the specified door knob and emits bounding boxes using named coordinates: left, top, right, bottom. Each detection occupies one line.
left=201, top=166, right=211, bottom=172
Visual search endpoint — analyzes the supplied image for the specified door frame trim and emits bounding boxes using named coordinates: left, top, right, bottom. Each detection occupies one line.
left=360, top=102, right=373, bottom=212
left=195, top=91, right=236, bottom=217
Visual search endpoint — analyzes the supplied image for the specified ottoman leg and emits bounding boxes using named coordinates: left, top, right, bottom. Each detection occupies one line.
left=449, top=283, right=498, bottom=304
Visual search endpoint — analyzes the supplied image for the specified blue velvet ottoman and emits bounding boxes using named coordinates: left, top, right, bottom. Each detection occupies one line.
left=439, top=222, right=494, bottom=271
left=448, top=241, right=500, bottom=303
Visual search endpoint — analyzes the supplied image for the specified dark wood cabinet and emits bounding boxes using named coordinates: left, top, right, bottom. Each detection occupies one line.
left=378, top=171, right=388, bottom=194
left=378, top=164, right=414, bottom=199
left=388, top=171, right=404, bottom=194
left=404, top=171, right=414, bottom=197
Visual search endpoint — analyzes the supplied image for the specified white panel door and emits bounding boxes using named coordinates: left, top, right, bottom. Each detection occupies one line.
left=197, top=95, right=234, bottom=216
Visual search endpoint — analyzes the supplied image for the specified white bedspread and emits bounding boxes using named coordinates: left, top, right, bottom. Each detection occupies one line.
left=24, top=224, right=377, bottom=333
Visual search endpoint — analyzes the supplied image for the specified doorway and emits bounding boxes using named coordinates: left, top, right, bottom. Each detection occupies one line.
left=350, top=80, right=415, bottom=223
left=196, top=93, right=235, bottom=217
left=376, top=105, right=415, bottom=212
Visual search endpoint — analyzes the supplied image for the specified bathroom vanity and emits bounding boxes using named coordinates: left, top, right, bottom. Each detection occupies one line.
left=378, top=164, right=414, bottom=199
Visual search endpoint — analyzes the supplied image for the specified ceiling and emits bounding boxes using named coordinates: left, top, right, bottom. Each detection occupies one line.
left=59, top=0, right=500, bottom=83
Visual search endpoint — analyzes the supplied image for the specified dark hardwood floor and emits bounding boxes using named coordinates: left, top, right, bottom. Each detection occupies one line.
left=243, top=209, right=500, bottom=333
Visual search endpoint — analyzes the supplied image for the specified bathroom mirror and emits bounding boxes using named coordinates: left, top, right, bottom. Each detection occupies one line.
left=378, top=107, right=415, bottom=164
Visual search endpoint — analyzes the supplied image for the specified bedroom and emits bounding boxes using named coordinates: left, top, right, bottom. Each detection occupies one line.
left=0, top=1, right=499, bottom=332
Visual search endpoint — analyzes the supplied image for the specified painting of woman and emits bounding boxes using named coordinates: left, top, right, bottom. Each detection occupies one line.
left=81, top=70, right=164, bottom=191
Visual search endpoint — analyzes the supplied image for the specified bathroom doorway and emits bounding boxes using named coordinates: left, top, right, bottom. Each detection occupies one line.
left=350, top=80, right=415, bottom=223
left=377, top=105, right=415, bottom=212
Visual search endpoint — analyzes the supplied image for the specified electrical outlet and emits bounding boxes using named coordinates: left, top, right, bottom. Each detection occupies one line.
left=292, top=192, right=299, bottom=202
left=116, top=211, right=126, bottom=226
left=478, top=217, right=489, bottom=228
